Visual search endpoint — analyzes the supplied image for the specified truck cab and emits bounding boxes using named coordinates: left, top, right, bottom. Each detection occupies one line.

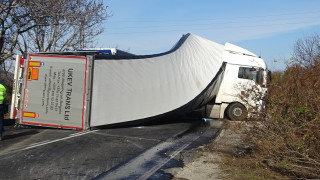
left=206, top=43, right=268, bottom=120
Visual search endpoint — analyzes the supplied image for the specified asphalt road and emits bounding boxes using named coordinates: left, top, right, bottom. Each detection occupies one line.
left=0, top=118, right=223, bottom=180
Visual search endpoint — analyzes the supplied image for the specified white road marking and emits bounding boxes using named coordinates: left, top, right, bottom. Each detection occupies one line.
left=92, top=131, right=161, bottom=142
left=23, top=130, right=99, bottom=150
left=127, top=140, right=144, bottom=150
left=96, top=124, right=223, bottom=180
left=96, top=128, right=200, bottom=180
left=137, top=136, right=197, bottom=180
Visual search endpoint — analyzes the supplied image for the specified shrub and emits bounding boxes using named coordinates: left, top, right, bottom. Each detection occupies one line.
left=247, top=34, right=320, bottom=179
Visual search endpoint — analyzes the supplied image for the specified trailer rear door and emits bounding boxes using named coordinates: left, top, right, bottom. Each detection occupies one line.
left=18, top=54, right=90, bottom=129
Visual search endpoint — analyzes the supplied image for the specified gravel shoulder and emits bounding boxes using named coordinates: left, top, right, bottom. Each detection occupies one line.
left=170, top=120, right=247, bottom=180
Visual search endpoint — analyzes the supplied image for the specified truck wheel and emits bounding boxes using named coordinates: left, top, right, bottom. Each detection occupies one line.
left=226, top=103, right=247, bottom=121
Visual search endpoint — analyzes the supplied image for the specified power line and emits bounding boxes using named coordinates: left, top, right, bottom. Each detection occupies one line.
left=109, top=10, right=320, bottom=23
left=105, top=14, right=320, bottom=30
left=104, top=21, right=320, bottom=35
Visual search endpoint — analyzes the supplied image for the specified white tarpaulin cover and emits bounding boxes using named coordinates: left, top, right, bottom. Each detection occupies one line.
left=90, top=33, right=225, bottom=126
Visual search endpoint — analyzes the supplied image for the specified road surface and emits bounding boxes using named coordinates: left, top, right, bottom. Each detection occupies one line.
left=0, top=118, right=223, bottom=180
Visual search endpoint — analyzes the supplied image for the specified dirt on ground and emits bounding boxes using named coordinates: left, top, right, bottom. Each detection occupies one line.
left=169, top=120, right=249, bottom=180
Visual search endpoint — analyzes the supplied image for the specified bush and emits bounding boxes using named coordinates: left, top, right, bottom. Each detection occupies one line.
left=247, top=34, right=320, bottom=179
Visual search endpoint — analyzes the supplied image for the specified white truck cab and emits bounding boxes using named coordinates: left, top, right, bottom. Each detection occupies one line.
left=206, top=43, right=268, bottom=120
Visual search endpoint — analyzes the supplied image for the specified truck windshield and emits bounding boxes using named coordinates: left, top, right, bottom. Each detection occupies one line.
left=238, top=67, right=264, bottom=85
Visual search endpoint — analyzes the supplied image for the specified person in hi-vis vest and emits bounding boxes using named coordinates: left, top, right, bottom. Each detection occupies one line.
left=0, top=81, right=6, bottom=141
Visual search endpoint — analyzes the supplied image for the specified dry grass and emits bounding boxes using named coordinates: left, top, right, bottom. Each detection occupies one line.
left=218, top=34, right=320, bottom=179
left=220, top=156, right=284, bottom=180
left=249, top=64, right=320, bottom=179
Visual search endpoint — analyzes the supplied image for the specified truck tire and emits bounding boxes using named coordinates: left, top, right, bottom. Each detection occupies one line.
left=226, top=103, right=247, bottom=121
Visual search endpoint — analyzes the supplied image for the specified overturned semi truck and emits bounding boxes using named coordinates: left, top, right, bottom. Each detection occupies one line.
left=10, top=33, right=269, bottom=130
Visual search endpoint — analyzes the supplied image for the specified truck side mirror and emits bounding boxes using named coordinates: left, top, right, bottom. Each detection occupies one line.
left=267, top=70, right=272, bottom=86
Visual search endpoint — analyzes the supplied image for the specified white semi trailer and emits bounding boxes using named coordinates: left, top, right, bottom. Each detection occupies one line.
left=10, top=33, right=269, bottom=130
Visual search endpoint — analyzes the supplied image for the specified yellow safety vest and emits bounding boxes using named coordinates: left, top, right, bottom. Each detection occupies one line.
left=0, top=83, right=6, bottom=104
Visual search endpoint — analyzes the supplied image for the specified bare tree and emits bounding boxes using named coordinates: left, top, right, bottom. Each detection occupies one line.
left=0, top=0, right=109, bottom=65
left=292, top=33, right=320, bottom=67
left=1, top=0, right=39, bottom=65
left=0, top=0, right=109, bottom=101
left=17, top=0, right=109, bottom=53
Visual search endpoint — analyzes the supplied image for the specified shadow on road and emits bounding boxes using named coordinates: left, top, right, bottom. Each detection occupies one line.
left=3, top=119, right=15, bottom=126
left=94, top=115, right=202, bottom=130
left=3, top=130, right=39, bottom=140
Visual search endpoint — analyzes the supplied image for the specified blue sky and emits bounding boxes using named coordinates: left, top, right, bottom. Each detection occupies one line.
left=99, top=0, right=320, bottom=70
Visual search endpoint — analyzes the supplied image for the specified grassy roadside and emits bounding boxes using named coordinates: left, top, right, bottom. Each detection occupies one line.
left=172, top=120, right=286, bottom=180
left=215, top=121, right=285, bottom=180
left=218, top=34, right=320, bottom=180
left=220, top=156, right=281, bottom=180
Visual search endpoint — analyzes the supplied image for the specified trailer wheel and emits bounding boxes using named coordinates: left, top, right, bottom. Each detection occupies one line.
left=226, top=103, right=247, bottom=121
